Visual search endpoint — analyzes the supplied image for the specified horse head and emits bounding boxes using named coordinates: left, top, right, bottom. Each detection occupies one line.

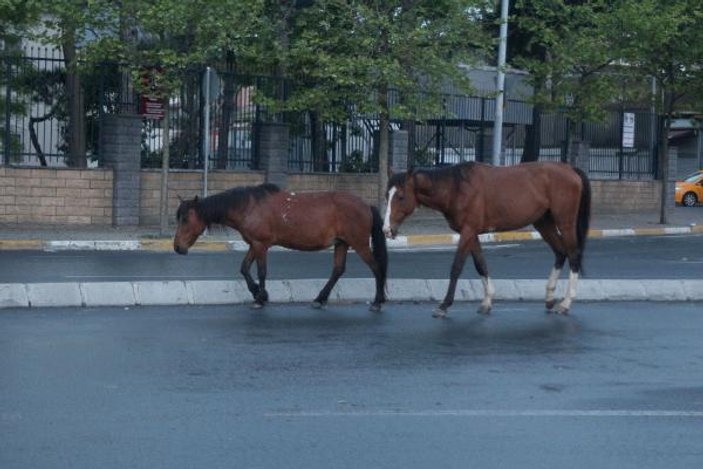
left=383, top=168, right=418, bottom=239
left=173, top=195, right=206, bottom=255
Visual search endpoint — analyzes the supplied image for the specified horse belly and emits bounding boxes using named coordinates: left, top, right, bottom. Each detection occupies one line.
left=485, top=199, right=548, bottom=232
left=276, top=226, right=336, bottom=251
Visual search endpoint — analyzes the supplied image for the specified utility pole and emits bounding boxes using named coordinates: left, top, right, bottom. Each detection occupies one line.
left=492, top=0, right=509, bottom=166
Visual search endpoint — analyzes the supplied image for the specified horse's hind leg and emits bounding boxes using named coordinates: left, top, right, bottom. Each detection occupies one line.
left=353, top=243, right=385, bottom=313
left=534, top=216, right=567, bottom=311
left=313, top=242, right=348, bottom=308
left=553, top=223, right=581, bottom=315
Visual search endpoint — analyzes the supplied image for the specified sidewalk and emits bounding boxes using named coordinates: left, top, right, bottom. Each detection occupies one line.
left=1, top=206, right=702, bottom=251
left=2, top=206, right=702, bottom=309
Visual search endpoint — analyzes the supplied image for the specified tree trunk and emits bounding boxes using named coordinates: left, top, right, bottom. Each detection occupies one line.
left=310, top=110, right=326, bottom=172
left=217, top=67, right=236, bottom=170
left=62, top=31, right=86, bottom=168
left=159, top=105, right=171, bottom=236
left=401, top=119, right=416, bottom=168
left=658, top=91, right=673, bottom=225
left=521, top=104, right=541, bottom=163
left=377, top=84, right=390, bottom=210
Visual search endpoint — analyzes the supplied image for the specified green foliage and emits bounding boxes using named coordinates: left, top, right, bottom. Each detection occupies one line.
left=340, top=149, right=372, bottom=173
left=285, top=0, right=489, bottom=121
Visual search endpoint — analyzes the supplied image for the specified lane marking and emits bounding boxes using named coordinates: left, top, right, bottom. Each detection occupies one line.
left=266, top=409, right=703, bottom=418
left=62, top=275, right=228, bottom=280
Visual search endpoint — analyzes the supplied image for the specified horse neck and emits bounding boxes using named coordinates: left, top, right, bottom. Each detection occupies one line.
left=198, top=193, right=246, bottom=228
left=415, top=184, right=451, bottom=214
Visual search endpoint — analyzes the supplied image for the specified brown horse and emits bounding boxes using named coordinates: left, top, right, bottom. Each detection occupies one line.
left=174, top=183, right=388, bottom=311
left=384, top=161, right=591, bottom=316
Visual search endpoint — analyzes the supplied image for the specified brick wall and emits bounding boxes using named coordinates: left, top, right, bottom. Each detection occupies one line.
left=0, top=166, right=662, bottom=226
left=591, top=180, right=661, bottom=214
left=0, top=167, right=113, bottom=224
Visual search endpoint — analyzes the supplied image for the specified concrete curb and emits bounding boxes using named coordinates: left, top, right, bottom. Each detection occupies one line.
left=1, top=279, right=702, bottom=309
left=0, top=224, right=701, bottom=252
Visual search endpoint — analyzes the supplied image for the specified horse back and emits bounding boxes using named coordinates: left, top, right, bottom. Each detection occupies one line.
left=456, top=162, right=583, bottom=232
left=254, top=190, right=372, bottom=250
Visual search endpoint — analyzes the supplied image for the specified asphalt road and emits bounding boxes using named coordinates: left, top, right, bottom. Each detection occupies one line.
left=2, top=302, right=702, bottom=469
left=1, top=234, right=702, bottom=283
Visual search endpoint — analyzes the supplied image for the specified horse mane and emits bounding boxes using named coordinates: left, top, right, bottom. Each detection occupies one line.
left=195, top=183, right=280, bottom=226
left=411, top=162, right=476, bottom=192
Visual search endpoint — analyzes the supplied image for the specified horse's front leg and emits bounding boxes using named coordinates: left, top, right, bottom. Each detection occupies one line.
left=313, top=242, right=348, bottom=309
left=471, top=244, right=494, bottom=316
left=240, top=247, right=260, bottom=300
left=253, top=245, right=269, bottom=307
left=434, top=238, right=470, bottom=318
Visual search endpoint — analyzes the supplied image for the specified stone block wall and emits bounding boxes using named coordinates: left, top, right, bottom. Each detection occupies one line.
left=288, top=173, right=380, bottom=206
left=0, top=166, right=663, bottom=226
left=0, top=167, right=112, bottom=224
left=139, top=170, right=265, bottom=225
left=590, top=180, right=660, bottom=214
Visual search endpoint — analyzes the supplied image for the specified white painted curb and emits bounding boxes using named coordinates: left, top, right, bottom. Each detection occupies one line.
left=1, top=279, right=702, bottom=309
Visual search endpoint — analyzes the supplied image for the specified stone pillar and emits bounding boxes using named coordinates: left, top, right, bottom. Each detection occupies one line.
left=569, top=140, right=590, bottom=173
left=663, top=146, right=678, bottom=210
left=389, top=130, right=409, bottom=172
left=256, top=122, right=289, bottom=188
left=100, top=114, right=142, bottom=226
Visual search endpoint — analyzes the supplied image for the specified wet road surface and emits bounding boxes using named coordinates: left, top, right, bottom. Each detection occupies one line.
left=2, top=301, right=702, bottom=468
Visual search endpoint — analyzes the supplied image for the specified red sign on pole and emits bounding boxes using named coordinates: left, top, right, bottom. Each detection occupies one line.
left=139, top=67, right=166, bottom=120
left=139, top=96, right=166, bottom=120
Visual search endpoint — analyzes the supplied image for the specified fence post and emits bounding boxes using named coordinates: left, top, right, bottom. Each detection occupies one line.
left=389, top=130, right=409, bottom=172
left=100, top=114, right=142, bottom=226
left=256, top=122, right=289, bottom=188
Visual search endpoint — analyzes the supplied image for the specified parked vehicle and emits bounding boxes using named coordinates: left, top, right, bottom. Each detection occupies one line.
left=675, top=170, right=703, bottom=207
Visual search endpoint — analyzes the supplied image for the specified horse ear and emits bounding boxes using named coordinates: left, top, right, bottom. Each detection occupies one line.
left=177, top=194, right=184, bottom=203
left=193, top=195, right=199, bottom=203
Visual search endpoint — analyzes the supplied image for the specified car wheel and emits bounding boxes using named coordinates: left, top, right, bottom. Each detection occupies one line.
left=682, top=192, right=698, bottom=207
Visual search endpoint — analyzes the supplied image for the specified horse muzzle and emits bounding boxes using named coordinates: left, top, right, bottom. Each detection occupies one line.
left=174, top=244, right=189, bottom=255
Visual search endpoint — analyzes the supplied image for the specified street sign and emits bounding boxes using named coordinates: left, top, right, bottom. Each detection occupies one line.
left=622, top=112, right=635, bottom=148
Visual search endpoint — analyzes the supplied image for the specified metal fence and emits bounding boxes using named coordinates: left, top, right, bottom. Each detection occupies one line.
left=2, top=47, right=98, bottom=167
left=2, top=50, right=659, bottom=180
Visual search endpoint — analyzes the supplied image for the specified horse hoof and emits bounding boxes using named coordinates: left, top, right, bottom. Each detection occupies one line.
left=477, top=305, right=491, bottom=316
left=369, top=303, right=382, bottom=313
left=432, top=308, right=448, bottom=319
left=555, top=305, right=570, bottom=315
left=311, top=301, right=325, bottom=310
left=250, top=302, right=264, bottom=310
left=545, top=299, right=557, bottom=311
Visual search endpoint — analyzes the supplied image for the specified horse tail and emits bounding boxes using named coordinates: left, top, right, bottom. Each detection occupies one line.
left=574, top=167, right=591, bottom=273
left=369, top=205, right=388, bottom=288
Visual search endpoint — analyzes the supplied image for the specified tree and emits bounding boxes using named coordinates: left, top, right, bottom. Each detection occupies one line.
left=285, top=0, right=489, bottom=207
left=510, top=0, right=631, bottom=163
left=614, top=0, right=703, bottom=223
